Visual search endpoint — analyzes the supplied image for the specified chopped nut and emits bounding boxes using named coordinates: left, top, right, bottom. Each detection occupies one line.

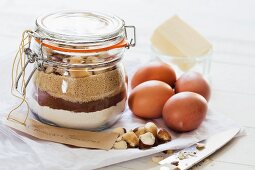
left=45, top=66, right=54, bottom=74
left=163, top=149, right=174, bottom=155
left=157, top=128, right=171, bottom=144
left=188, top=152, right=196, bottom=157
left=171, top=160, right=179, bottom=166
left=139, top=132, right=155, bottom=149
left=122, top=131, right=139, bottom=148
left=196, top=143, right=205, bottom=150
left=145, top=122, right=158, bottom=137
left=85, top=56, right=99, bottom=63
left=152, top=156, right=164, bottom=163
left=68, top=57, right=84, bottom=64
left=178, top=151, right=188, bottom=160
left=55, top=68, right=65, bottom=76
left=133, top=126, right=146, bottom=137
left=69, top=68, right=90, bottom=78
left=97, top=52, right=109, bottom=59
left=110, top=124, right=172, bottom=150
left=113, top=140, right=127, bottom=150
left=153, top=137, right=159, bottom=147
left=116, top=136, right=123, bottom=142
left=62, top=57, right=90, bottom=77
left=112, top=127, right=126, bottom=137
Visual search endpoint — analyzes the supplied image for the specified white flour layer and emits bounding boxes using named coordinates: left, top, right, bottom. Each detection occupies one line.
left=29, top=98, right=126, bottom=130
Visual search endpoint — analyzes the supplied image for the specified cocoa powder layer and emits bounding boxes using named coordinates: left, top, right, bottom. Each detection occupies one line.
left=34, top=67, right=126, bottom=103
left=35, top=89, right=127, bottom=112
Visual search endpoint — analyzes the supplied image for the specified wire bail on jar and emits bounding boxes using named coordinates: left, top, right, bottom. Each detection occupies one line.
left=15, top=25, right=136, bottom=95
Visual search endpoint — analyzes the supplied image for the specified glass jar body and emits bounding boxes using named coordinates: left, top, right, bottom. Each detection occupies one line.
left=27, top=44, right=127, bottom=130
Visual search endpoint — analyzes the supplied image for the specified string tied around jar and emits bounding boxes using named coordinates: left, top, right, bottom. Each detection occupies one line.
left=7, top=30, right=36, bottom=125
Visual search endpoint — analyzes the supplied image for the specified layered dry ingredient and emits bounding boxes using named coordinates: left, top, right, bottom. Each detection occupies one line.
left=30, top=60, right=127, bottom=129
left=23, top=11, right=132, bottom=130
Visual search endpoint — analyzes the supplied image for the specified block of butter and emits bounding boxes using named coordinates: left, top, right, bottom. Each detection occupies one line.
left=151, top=15, right=212, bottom=57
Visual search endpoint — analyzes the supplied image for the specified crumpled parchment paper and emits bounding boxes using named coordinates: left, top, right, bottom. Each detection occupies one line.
left=0, top=106, right=242, bottom=170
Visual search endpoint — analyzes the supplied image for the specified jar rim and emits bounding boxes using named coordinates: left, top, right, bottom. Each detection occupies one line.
left=35, top=10, right=126, bottom=44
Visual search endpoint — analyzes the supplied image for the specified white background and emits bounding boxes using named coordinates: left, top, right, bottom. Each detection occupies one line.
left=0, top=0, right=255, bottom=169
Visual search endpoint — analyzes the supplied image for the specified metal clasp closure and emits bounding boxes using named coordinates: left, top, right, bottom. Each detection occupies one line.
left=15, top=48, right=38, bottom=95
left=124, top=26, right=136, bottom=48
left=15, top=30, right=44, bottom=95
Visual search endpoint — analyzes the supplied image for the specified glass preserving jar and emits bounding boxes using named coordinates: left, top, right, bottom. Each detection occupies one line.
left=17, top=11, right=135, bottom=130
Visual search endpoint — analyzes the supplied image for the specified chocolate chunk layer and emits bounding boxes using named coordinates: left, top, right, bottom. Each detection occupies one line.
left=35, top=89, right=127, bottom=113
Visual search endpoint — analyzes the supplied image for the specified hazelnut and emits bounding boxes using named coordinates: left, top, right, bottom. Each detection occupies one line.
left=163, top=149, right=174, bottom=155
left=145, top=122, right=158, bottom=137
left=157, top=128, right=171, bottom=144
left=97, top=52, right=109, bottom=59
left=139, top=132, right=155, bottom=149
left=62, top=57, right=90, bottom=78
left=68, top=57, right=84, bottom=64
left=113, top=140, right=127, bottom=150
left=112, top=127, right=126, bottom=137
left=69, top=68, right=90, bottom=78
left=85, top=56, right=98, bottom=63
left=116, top=136, right=123, bottom=142
left=91, top=68, right=105, bottom=75
left=178, top=151, right=188, bottom=160
left=133, top=126, right=146, bottom=137
left=153, top=137, right=159, bottom=147
left=196, top=143, right=205, bottom=150
left=55, top=68, right=65, bottom=76
left=171, top=160, right=179, bottom=166
left=122, top=131, right=139, bottom=148
left=45, top=66, right=54, bottom=74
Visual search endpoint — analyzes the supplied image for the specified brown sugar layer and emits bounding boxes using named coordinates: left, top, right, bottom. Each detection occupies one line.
left=35, top=89, right=127, bottom=112
left=34, top=67, right=126, bottom=103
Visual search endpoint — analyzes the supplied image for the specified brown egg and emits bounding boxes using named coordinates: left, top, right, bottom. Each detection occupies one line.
left=162, top=92, right=208, bottom=132
left=128, top=80, right=174, bottom=119
left=175, top=72, right=211, bottom=101
left=131, top=62, right=176, bottom=89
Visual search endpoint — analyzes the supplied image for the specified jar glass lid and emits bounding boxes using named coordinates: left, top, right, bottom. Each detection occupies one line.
left=36, top=11, right=125, bottom=43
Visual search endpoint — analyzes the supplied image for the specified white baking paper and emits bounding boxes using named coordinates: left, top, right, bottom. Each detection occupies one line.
left=0, top=106, right=242, bottom=170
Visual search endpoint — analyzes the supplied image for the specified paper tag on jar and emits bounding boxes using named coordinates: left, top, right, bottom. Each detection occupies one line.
left=3, top=116, right=118, bottom=150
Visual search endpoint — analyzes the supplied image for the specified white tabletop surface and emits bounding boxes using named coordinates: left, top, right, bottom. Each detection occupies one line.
left=0, top=0, right=255, bottom=169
